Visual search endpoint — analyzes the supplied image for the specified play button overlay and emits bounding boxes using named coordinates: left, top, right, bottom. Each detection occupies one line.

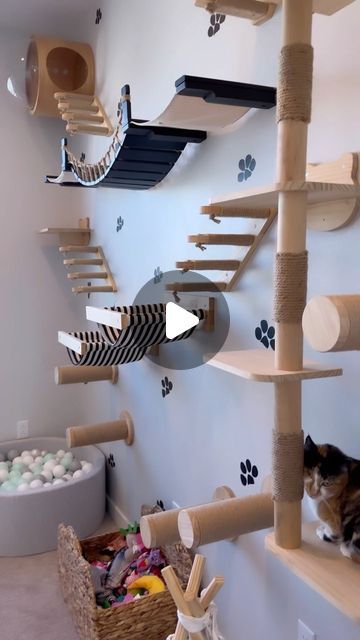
left=132, top=270, right=230, bottom=371
left=166, top=302, right=199, bottom=340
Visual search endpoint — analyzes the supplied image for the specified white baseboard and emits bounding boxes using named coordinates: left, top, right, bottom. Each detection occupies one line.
left=106, top=494, right=129, bottom=528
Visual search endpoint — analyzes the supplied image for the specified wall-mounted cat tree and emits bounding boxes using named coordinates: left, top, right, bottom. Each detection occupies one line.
left=38, top=217, right=117, bottom=295
left=162, top=554, right=224, bottom=640
left=44, top=76, right=275, bottom=190
left=55, top=92, right=114, bottom=137
left=66, top=411, right=134, bottom=448
left=195, top=0, right=360, bottom=624
left=166, top=152, right=360, bottom=294
left=140, top=486, right=273, bottom=549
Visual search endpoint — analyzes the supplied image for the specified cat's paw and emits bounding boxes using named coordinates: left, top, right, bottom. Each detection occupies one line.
left=316, top=524, right=328, bottom=541
left=340, top=542, right=352, bottom=559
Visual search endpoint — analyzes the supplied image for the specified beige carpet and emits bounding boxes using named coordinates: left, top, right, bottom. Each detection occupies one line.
left=0, top=516, right=116, bottom=640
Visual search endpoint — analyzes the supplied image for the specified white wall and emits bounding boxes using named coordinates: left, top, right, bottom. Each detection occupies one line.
left=2, top=1, right=360, bottom=639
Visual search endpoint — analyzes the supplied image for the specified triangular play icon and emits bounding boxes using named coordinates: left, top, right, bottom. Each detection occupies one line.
left=165, top=302, right=199, bottom=340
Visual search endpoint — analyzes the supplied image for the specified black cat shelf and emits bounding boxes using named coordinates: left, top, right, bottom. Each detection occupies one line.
left=45, top=75, right=276, bottom=190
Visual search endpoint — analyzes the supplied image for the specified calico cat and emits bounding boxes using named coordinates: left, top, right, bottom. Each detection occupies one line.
left=304, top=435, right=360, bottom=563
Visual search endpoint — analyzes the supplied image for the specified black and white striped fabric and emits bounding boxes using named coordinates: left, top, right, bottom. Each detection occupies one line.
left=98, top=305, right=206, bottom=349
left=66, top=331, right=147, bottom=366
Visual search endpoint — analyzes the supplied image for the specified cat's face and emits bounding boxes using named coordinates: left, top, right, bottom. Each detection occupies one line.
left=304, top=435, right=349, bottom=499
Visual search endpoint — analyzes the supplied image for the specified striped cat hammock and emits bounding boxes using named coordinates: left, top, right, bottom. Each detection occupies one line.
left=59, top=303, right=206, bottom=366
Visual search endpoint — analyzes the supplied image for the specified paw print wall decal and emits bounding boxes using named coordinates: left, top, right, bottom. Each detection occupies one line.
left=95, top=8, right=102, bottom=24
left=208, top=13, right=226, bottom=37
left=255, top=320, right=275, bottom=350
left=154, top=266, right=163, bottom=284
left=116, top=216, right=124, bottom=232
left=107, top=453, right=115, bottom=468
left=238, top=154, right=256, bottom=182
left=240, top=459, right=258, bottom=486
left=161, top=376, right=173, bottom=398
left=87, top=281, right=92, bottom=299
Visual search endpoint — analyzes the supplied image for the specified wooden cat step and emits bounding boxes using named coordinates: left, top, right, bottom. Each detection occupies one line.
left=55, top=92, right=114, bottom=137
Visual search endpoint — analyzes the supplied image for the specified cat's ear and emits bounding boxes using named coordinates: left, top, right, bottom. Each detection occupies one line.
left=304, top=435, right=317, bottom=451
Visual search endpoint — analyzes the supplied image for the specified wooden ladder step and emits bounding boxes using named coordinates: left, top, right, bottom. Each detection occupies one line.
left=67, top=271, right=108, bottom=280
left=62, top=112, right=105, bottom=124
left=54, top=92, right=95, bottom=103
left=72, top=285, right=114, bottom=294
left=59, top=245, right=100, bottom=253
left=166, top=282, right=227, bottom=293
left=58, top=101, right=99, bottom=113
left=201, top=205, right=273, bottom=219
left=188, top=234, right=255, bottom=246
left=176, top=260, right=240, bottom=271
left=63, top=258, right=103, bottom=266
left=66, top=123, right=111, bottom=136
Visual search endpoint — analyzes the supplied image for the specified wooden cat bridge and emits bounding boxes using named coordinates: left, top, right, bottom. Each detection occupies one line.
left=38, top=217, right=116, bottom=295
left=45, top=76, right=276, bottom=190
left=166, top=152, right=360, bottom=295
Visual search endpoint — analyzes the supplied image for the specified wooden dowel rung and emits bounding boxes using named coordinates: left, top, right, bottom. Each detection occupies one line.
left=62, top=112, right=105, bottom=124
left=66, top=123, right=111, bottom=136
left=199, top=576, right=225, bottom=610
left=66, top=411, right=134, bottom=447
left=201, top=205, right=273, bottom=218
left=72, top=285, right=114, bottom=294
left=59, top=245, right=100, bottom=253
left=184, top=555, right=205, bottom=603
left=59, top=101, right=99, bottom=113
left=55, top=92, right=95, bottom=102
left=63, top=258, right=103, bottom=266
left=176, top=260, right=240, bottom=271
left=188, top=234, right=255, bottom=246
left=166, top=282, right=227, bottom=292
left=67, top=271, right=108, bottom=280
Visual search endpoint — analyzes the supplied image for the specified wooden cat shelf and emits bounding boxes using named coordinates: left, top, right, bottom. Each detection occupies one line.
left=55, top=92, right=114, bottom=137
left=38, top=217, right=117, bottom=294
left=194, top=0, right=356, bottom=25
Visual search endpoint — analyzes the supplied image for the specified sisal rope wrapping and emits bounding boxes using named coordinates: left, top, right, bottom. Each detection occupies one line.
left=274, top=252, right=308, bottom=323
left=272, top=431, right=304, bottom=502
left=277, top=44, right=313, bottom=123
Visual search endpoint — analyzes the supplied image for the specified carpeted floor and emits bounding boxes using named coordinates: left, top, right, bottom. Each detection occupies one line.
left=0, top=516, right=115, bottom=640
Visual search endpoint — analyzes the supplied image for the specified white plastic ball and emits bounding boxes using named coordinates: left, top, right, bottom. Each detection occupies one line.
left=7, top=449, right=20, bottom=461
left=63, top=473, right=73, bottom=481
left=56, top=449, right=66, bottom=459
left=40, top=469, right=53, bottom=482
left=31, top=449, right=41, bottom=457
left=34, top=456, right=43, bottom=465
left=64, top=451, right=73, bottom=460
left=30, top=479, right=43, bottom=489
left=0, top=469, right=9, bottom=482
left=17, top=483, right=30, bottom=492
left=21, top=471, right=33, bottom=483
left=22, top=455, right=34, bottom=466
left=43, top=482, right=52, bottom=487
left=53, top=478, right=65, bottom=486
left=21, top=450, right=31, bottom=458
left=80, top=460, right=87, bottom=468
left=29, top=463, right=41, bottom=473
left=73, top=470, right=84, bottom=480
left=41, top=450, right=47, bottom=457
left=53, top=465, right=66, bottom=478
left=13, top=456, right=23, bottom=465
left=82, top=463, right=93, bottom=474
left=44, top=460, right=57, bottom=471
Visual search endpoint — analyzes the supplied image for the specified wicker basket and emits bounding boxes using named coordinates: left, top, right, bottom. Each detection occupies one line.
left=57, top=523, right=192, bottom=640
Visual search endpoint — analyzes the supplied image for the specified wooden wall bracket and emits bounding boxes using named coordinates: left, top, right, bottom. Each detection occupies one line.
left=194, top=0, right=277, bottom=25
left=54, top=365, right=118, bottom=385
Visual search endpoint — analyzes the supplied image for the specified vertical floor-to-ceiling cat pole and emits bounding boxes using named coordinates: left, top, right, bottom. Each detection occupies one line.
left=273, top=0, right=313, bottom=548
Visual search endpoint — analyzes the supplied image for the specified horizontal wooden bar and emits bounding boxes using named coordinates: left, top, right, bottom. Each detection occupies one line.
left=188, top=234, right=255, bottom=246
left=55, top=92, right=95, bottom=102
left=55, top=365, right=118, bottom=385
left=58, top=101, right=99, bottom=113
left=67, top=271, right=108, bottom=280
left=176, top=260, right=240, bottom=271
left=58, top=331, right=87, bottom=355
left=72, top=285, right=114, bottom=294
left=166, top=282, right=227, bottom=292
left=86, top=306, right=131, bottom=329
left=201, top=205, right=272, bottom=218
left=63, top=258, right=103, bottom=266
left=120, top=148, right=181, bottom=163
left=66, top=124, right=111, bottom=136
left=59, top=245, right=100, bottom=253
left=63, top=112, right=105, bottom=124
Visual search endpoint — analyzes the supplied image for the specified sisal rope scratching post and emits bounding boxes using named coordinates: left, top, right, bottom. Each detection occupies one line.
left=66, top=411, right=134, bottom=448
left=273, top=0, right=313, bottom=549
left=162, top=554, right=224, bottom=640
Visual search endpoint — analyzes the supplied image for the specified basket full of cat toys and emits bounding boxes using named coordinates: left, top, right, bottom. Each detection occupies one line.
left=57, top=510, right=193, bottom=640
